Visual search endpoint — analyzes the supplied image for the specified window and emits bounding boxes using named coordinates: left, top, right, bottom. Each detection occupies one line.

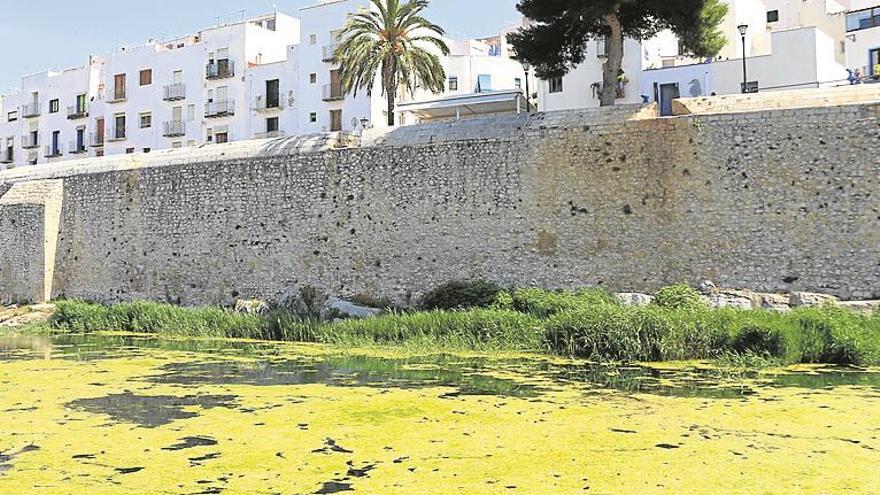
left=7, top=111, right=18, bottom=122
left=143, top=148, right=151, bottom=153
left=871, top=48, right=880, bottom=76
left=846, top=7, right=880, bottom=32
left=266, top=79, right=280, bottom=108
left=514, top=78, right=522, bottom=90
left=448, top=76, right=458, bottom=91
left=125, top=148, right=135, bottom=154
left=766, top=10, right=779, bottom=23
left=309, top=112, right=318, bottom=123
left=187, top=104, right=196, bottom=121
left=140, top=112, right=152, bottom=129
left=171, top=141, right=182, bottom=149
left=477, top=74, right=492, bottom=92
left=76, top=94, right=87, bottom=113
left=548, top=76, right=564, bottom=94
left=309, top=33, right=317, bottom=45
left=267, top=117, right=279, bottom=132
left=139, top=69, right=152, bottom=86
left=51, top=131, right=60, bottom=155
left=114, top=114, right=126, bottom=139
left=113, top=73, right=126, bottom=100
left=215, top=131, right=228, bottom=144
left=309, top=73, right=317, bottom=84
left=49, top=99, right=60, bottom=113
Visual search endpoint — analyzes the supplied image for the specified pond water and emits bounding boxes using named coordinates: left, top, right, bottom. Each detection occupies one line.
left=1, top=333, right=878, bottom=494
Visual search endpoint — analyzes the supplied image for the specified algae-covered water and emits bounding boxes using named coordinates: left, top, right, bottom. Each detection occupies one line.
left=1, top=334, right=878, bottom=494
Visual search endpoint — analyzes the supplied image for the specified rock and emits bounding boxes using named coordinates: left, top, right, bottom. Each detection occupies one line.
left=706, top=293, right=752, bottom=310
left=837, top=300, right=880, bottom=315
left=790, top=292, right=838, bottom=307
left=234, top=299, right=269, bottom=315
left=751, top=293, right=791, bottom=312
left=698, top=280, right=718, bottom=295
left=320, top=297, right=382, bottom=321
left=615, top=293, right=654, bottom=307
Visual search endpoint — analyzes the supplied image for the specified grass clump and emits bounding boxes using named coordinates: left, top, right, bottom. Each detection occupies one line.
left=420, top=280, right=504, bottom=310
left=653, top=284, right=706, bottom=310
left=42, top=292, right=880, bottom=366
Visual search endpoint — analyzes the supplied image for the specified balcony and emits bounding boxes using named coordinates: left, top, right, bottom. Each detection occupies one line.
left=107, top=126, right=127, bottom=142
left=21, top=102, right=40, bottom=118
left=44, top=144, right=63, bottom=158
left=205, top=100, right=235, bottom=118
left=107, top=88, right=127, bottom=103
left=21, top=135, right=39, bottom=149
left=254, top=95, right=282, bottom=113
left=163, top=120, right=186, bottom=137
left=206, top=60, right=235, bottom=80
left=254, top=130, right=285, bottom=139
left=322, top=44, right=339, bottom=62
left=163, top=83, right=186, bottom=101
left=89, top=132, right=104, bottom=148
left=67, top=104, right=89, bottom=120
left=322, top=83, right=344, bottom=102
left=68, top=140, right=88, bottom=154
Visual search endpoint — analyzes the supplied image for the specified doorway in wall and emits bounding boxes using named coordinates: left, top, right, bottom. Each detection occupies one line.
left=329, top=109, right=342, bottom=132
left=870, top=48, right=880, bottom=78
left=658, top=83, right=680, bottom=117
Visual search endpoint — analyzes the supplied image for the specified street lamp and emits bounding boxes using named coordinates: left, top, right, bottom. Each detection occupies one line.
left=522, top=61, right=532, bottom=112
left=738, top=23, right=749, bottom=93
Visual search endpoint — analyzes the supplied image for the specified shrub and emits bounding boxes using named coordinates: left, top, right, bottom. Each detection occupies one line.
left=420, top=280, right=504, bottom=310
left=506, top=287, right=619, bottom=318
left=653, top=285, right=706, bottom=310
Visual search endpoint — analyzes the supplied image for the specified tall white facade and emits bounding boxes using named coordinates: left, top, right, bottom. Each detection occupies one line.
left=0, top=1, right=527, bottom=170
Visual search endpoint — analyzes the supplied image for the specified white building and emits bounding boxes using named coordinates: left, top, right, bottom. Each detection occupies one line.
left=0, top=1, right=527, bottom=170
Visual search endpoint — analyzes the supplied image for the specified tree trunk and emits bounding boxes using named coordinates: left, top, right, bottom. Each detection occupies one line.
left=387, top=88, right=396, bottom=127
left=600, top=13, right=624, bottom=107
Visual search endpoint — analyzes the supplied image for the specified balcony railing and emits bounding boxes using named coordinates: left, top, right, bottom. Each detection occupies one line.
left=206, top=60, right=235, bottom=80
left=89, top=132, right=104, bottom=147
left=107, top=126, right=127, bottom=142
left=254, top=95, right=282, bottom=112
left=322, top=44, right=339, bottom=62
left=67, top=104, right=89, bottom=120
left=322, top=83, right=344, bottom=101
left=107, top=88, right=127, bottom=103
left=69, top=140, right=88, bottom=154
left=254, top=130, right=285, bottom=139
left=44, top=144, right=63, bottom=158
left=21, top=102, right=40, bottom=118
left=21, top=134, right=39, bottom=149
left=163, top=83, right=186, bottom=101
left=163, top=120, right=186, bottom=137
left=205, top=100, right=235, bottom=118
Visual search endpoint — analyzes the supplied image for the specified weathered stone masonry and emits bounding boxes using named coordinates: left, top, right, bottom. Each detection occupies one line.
left=0, top=102, right=878, bottom=305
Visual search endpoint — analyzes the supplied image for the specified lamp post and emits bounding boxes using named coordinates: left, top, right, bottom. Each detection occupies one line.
left=522, top=62, right=532, bottom=112
left=738, top=23, right=749, bottom=93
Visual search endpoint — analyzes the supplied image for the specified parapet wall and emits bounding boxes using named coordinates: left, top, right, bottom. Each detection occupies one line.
left=0, top=102, right=878, bottom=305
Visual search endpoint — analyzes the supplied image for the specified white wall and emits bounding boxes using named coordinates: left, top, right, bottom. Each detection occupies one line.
left=641, top=27, right=847, bottom=113
left=538, top=38, right=643, bottom=112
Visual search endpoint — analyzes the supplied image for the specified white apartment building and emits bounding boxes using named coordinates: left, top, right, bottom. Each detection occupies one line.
left=0, top=1, right=527, bottom=170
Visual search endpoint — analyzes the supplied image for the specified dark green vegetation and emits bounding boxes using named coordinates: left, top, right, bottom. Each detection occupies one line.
left=44, top=285, right=880, bottom=366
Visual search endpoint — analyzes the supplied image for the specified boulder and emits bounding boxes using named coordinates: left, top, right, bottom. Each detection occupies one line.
left=837, top=300, right=880, bottom=315
left=751, top=293, right=791, bottom=312
left=790, top=292, right=838, bottom=307
left=615, top=293, right=654, bottom=307
left=698, top=280, right=719, bottom=295
left=233, top=299, right=270, bottom=315
left=706, top=292, right=752, bottom=310
left=321, top=297, right=383, bottom=321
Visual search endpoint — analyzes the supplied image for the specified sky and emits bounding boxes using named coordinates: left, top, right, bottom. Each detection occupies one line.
left=0, top=0, right=521, bottom=93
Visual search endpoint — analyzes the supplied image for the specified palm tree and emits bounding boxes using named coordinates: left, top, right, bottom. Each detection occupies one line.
left=334, top=0, right=450, bottom=127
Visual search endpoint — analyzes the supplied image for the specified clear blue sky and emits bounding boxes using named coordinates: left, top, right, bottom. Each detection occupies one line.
left=0, top=0, right=520, bottom=92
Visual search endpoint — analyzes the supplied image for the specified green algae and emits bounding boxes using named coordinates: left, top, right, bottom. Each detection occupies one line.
left=1, top=333, right=879, bottom=494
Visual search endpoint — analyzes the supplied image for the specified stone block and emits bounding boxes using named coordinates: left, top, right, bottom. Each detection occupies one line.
left=615, top=293, right=654, bottom=307
left=790, top=292, right=839, bottom=307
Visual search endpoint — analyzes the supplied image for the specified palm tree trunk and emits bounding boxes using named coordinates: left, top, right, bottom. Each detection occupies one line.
left=600, top=12, right=624, bottom=107
left=387, top=89, right=396, bottom=127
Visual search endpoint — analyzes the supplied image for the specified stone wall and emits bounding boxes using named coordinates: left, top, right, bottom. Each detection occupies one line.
left=0, top=102, right=878, bottom=305
left=0, top=180, right=64, bottom=303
